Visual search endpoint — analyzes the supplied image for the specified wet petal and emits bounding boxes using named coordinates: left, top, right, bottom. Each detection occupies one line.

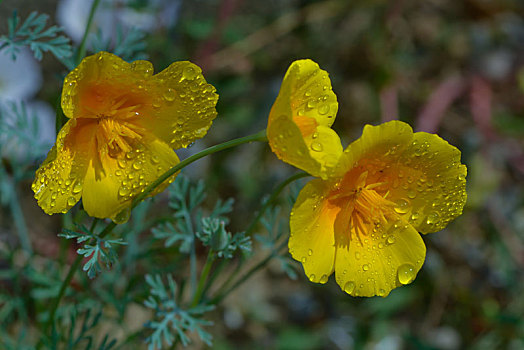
left=334, top=213, right=426, bottom=297
left=81, top=136, right=179, bottom=223
left=136, top=61, right=218, bottom=149
left=267, top=59, right=342, bottom=179
left=338, top=120, right=467, bottom=234
left=62, top=52, right=218, bottom=149
left=289, top=178, right=339, bottom=283
left=32, top=119, right=94, bottom=214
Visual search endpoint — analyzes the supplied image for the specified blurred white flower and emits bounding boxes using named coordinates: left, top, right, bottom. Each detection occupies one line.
left=0, top=46, right=42, bottom=100
left=0, top=100, right=55, bottom=162
left=56, top=0, right=181, bottom=43
left=0, top=46, right=55, bottom=162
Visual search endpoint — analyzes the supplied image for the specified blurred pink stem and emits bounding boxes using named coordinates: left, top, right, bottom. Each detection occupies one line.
left=470, top=75, right=496, bottom=141
left=415, top=75, right=465, bottom=133
left=380, top=84, right=398, bottom=122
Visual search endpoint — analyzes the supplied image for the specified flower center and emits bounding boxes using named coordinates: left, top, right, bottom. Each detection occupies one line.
left=330, top=171, right=396, bottom=244
left=92, top=97, right=145, bottom=158
left=95, top=117, right=145, bottom=158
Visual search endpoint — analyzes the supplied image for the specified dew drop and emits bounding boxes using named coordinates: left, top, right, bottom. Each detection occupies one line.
left=319, top=274, right=329, bottom=283
left=312, top=131, right=319, bottom=139
left=119, top=186, right=131, bottom=197
left=407, top=190, right=417, bottom=199
left=164, top=88, right=176, bottom=101
left=72, top=182, right=83, bottom=194
left=394, top=198, right=410, bottom=214
left=378, top=289, right=386, bottom=297
left=311, top=142, right=323, bottom=152
left=133, top=161, right=143, bottom=170
left=410, top=212, right=420, bottom=221
left=307, top=99, right=317, bottom=109
left=397, top=264, right=416, bottom=284
left=355, top=252, right=361, bottom=260
left=301, top=257, right=307, bottom=263
left=386, top=235, right=396, bottom=245
left=182, top=66, right=197, bottom=80
left=426, top=212, right=439, bottom=224
left=308, top=274, right=316, bottom=282
left=343, top=281, right=355, bottom=294
left=318, top=104, right=330, bottom=115
left=67, top=197, right=77, bottom=206
left=308, top=249, right=313, bottom=256
left=113, top=207, right=131, bottom=224
left=363, top=264, right=370, bottom=271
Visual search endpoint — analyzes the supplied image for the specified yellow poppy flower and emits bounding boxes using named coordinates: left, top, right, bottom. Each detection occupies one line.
left=267, top=59, right=342, bottom=180
left=32, top=52, right=218, bottom=223
left=268, top=61, right=467, bottom=297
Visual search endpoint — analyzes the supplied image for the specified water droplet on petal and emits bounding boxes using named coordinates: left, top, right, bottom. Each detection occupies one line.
left=386, top=235, right=396, bottom=245
left=318, top=104, right=330, bottom=115
left=343, top=281, right=355, bottom=294
left=426, top=212, right=439, bottom=224
left=397, top=264, right=416, bottom=285
left=363, top=264, right=370, bottom=271
left=308, top=249, right=313, bottom=256
left=72, top=182, right=83, bottom=194
left=301, top=257, right=307, bottom=263
left=311, top=142, right=323, bottom=152
left=307, top=99, right=317, bottom=109
left=113, top=207, right=131, bottom=224
left=308, top=274, right=316, bottom=282
left=394, top=198, right=410, bottom=214
left=67, top=197, right=77, bottom=206
left=319, top=274, right=329, bottom=283
left=182, top=66, right=197, bottom=80
left=164, top=88, right=176, bottom=101
left=119, top=186, right=131, bottom=197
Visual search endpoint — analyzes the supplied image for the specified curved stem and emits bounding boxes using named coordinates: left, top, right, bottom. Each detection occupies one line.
left=45, top=255, right=82, bottom=333
left=131, top=129, right=267, bottom=209
left=210, top=171, right=309, bottom=303
left=46, top=218, right=100, bottom=333
left=245, top=172, right=309, bottom=237
left=76, top=0, right=101, bottom=64
left=191, top=251, right=214, bottom=307
left=50, top=130, right=268, bottom=330
left=212, top=240, right=287, bottom=304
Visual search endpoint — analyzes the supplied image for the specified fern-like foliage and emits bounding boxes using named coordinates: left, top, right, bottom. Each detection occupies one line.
left=0, top=10, right=73, bottom=61
left=144, top=274, right=214, bottom=349
left=59, top=226, right=127, bottom=279
left=0, top=100, right=54, bottom=164
left=89, top=25, right=147, bottom=62
left=152, top=176, right=251, bottom=258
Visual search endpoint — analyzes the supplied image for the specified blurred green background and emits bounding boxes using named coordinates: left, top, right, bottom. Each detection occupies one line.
left=1, top=0, right=524, bottom=349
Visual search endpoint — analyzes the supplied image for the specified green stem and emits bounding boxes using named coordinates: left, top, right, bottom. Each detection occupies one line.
left=191, top=251, right=215, bottom=307
left=185, top=210, right=198, bottom=299
left=131, top=129, right=267, bottom=210
left=76, top=0, right=101, bottom=64
left=210, top=171, right=308, bottom=300
left=49, top=130, right=268, bottom=332
left=45, top=255, right=82, bottom=333
left=212, top=240, right=287, bottom=304
left=9, top=179, right=32, bottom=254
left=245, top=172, right=309, bottom=237
left=46, top=218, right=98, bottom=333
